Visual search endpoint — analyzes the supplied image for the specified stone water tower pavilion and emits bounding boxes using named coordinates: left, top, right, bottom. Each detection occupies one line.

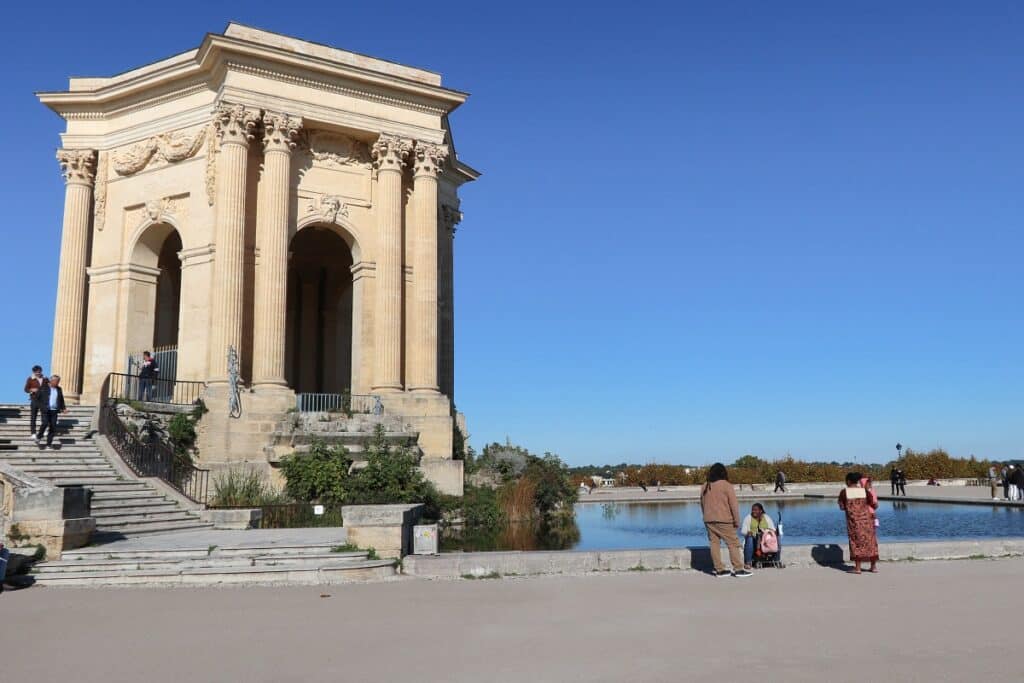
left=38, top=24, right=478, bottom=494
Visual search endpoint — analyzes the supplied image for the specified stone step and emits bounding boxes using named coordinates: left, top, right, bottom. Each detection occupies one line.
left=62, top=542, right=348, bottom=561
left=90, top=490, right=168, bottom=503
left=30, top=560, right=397, bottom=587
left=91, top=510, right=200, bottom=525
left=34, top=552, right=369, bottom=574
left=36, top=476, right=123, bottom=486
left=0, top=456, right=108, bottom=465
left=93, top=520, right=214, bottom=535
left=86, top=482, right=155, bottom=492
left=15, top=464, right=118, bottom=474
left=90, top=497, right=176, bottom=510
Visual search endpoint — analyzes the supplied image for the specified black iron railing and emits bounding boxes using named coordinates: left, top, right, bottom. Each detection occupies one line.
left=105, top=372, right=205, bottom=407
left=207, top=503, right=343, bottom=528
left=98, top=400, right=209, bottom=503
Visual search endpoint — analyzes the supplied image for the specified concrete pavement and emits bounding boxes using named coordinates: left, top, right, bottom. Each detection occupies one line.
left=1, top=557, right=1021, bottom=682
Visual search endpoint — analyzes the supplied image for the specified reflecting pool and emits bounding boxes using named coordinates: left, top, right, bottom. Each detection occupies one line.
left=441, top=499, right=1024, bottom=552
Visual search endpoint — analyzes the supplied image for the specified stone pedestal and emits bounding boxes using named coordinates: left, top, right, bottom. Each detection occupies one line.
left=342, top=503, right=424, bottom=558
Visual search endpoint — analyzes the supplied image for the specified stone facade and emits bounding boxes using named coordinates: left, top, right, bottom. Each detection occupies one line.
left=38, top=25, right=478, bottom=494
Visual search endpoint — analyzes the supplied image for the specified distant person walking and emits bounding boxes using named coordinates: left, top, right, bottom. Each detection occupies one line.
left=137, top=351, right=159, bottom=401
left=896, top=469, right=907, bottom=497
left=838, top=472, right=879, bottom=574
left=34, top=375, right=66, bottom=449
left=774, top=470, right=786, bottom=493
left=890, top=467, right=899, bottom=496
left=23, top=364, right=46, bottom=435
left=700, top=463, right=750, bottom=578
left=1011, top=466, right=1024, bottom=502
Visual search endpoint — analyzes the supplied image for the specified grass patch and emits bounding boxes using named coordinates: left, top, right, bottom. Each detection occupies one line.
left=206, top=545, right=218, bottom=556
left=330, top=543, right=360, bottom=553
left=461, top=571, right=502, bottom=580
left=628, top=564, right=648, bottom=572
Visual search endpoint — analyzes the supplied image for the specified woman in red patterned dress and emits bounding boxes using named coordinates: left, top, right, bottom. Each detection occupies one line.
left=838, top=472, right=879, bottom=574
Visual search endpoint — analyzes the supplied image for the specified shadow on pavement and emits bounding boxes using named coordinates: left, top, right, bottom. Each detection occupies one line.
left=811, top=544, right=848, bottom=570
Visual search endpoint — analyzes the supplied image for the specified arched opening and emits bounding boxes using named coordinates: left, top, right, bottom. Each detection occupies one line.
left=125, top=222, right=183, bottom=382
left=154, top=230, right=182, bottom=348
left=286, top=225, right=354, bottom=394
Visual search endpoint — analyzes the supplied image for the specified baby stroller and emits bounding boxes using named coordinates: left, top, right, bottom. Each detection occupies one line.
left=751, top=513, right=784, bottom=568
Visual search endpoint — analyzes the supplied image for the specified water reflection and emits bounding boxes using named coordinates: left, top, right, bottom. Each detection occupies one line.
left=443, top=499, right=1024, bottom=552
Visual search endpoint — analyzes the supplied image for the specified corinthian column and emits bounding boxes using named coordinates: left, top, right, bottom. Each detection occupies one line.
left=253, top=112, right=302, bottom=388
left=370, top=134, right=412, bottom=392
left=52, top=149, right=96, bottom=402
left=439, top=205, right=461, bottom=400
left=409, top=142, right=448, bottom=393
left=207, top=103, right=260, bottom=381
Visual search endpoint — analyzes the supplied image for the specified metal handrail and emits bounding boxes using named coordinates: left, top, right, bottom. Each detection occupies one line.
left=98, top=400, right=209, bottom=504
left=105, top=372, right=205, bottom=407
left=296, top=392, right=383, bottom=415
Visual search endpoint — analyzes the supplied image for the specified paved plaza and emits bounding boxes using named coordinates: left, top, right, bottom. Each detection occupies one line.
left=2, top=556, right=1021, bottom=682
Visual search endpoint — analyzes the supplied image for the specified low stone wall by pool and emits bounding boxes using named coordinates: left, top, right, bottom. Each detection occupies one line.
left=402, top=539, right=1024, bottom=579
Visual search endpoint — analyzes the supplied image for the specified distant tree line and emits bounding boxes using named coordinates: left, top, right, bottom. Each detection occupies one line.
left=571, top=449, right=996, bottom=486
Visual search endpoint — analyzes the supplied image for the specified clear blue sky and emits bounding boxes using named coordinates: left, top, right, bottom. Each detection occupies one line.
left=2, top=1, right=1022, bottom=466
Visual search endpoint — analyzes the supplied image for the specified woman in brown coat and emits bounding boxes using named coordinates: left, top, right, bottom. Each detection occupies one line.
left=700, top=463, right=751, bottom=578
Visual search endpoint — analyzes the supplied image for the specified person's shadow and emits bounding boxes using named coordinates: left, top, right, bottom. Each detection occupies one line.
left=811, top=544, right=849, bottom=571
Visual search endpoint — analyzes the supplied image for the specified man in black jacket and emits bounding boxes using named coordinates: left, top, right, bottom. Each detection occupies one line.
left=1012, top=466, right=1024, bottom=502
left=137, top=351, right=159, bottom=401
left=35, top=375, right=67, bottom=448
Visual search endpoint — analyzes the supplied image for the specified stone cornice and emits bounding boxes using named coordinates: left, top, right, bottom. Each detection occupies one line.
left=87, top=262, right=161, bottom=284
left=37, top=30, right=468, bottom=119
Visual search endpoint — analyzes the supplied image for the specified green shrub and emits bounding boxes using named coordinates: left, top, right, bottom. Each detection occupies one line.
left=279, top=439, right=352, bottom=505
left=210, top=468, right=288, bottom=507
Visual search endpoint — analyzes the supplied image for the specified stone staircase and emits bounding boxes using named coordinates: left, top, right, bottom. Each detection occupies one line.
left=31, top=541, right=397, bottom=586
left=0, top=404, right=211, bottom=536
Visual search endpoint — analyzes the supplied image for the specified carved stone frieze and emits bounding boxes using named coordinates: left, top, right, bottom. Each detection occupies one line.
left=412, top=142, right=449, bottom=178
left=93, top=152, right=108, bottom=230
left=204, top=125, right=217, bottom=205
left=111, top=126, right=207, bottom=176
left=263, top=112, right=303, bottom=154
left=300, top=130, right=372, bottom=170
left=370, top=134, right=412, bottom=173
left=56, top=149, right=97, bottom=185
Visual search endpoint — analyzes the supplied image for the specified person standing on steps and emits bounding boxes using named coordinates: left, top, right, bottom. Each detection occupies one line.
left=23, top=364, right=46, bottom=435
left=774, top=470, right=786, bottom=493
left=35, top=375, right=66, bottom=449
left=137, top=351, right=159, bottom=401
left=700, top=463, right=750, bottom=578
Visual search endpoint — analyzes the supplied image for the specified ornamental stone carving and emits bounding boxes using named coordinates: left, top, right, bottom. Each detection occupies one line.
left=111, top=126, right=207, bottom=176
left=204, top=125, right=217, bottom=205
left=303, top=130, right=372, bottom=169
left=93, top=152, right=108, bottom=230
left=126, top=194, right=189, bottom=231
left=214, top=103, right=261, bottom=145
left=370, top=134, right=412, bottom=172
left=441, top=204, right=463, bottom=235
left=305, top=194, right=349, bottom=223
left=56, top=149, right=97, bottom=185
left=262, top=112, right=303, bottom=153
left=412, top=142, right=449, bottom=177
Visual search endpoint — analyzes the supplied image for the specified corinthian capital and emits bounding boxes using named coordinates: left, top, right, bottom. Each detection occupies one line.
left=441, top=204, right=463, bottom=236
left=371, top=134, right=413, bottom=172
left=56, top=149, right=97, bottom=185
left=412, top=142, right=449, bottom=178
left=214, top=103, right=261, bottom=146
left=262, top=112, right=303, bottom=154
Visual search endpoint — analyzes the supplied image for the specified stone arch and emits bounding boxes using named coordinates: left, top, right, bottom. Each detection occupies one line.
left=285, top=222, right=359, bottom=394
left=294, top=209, right=362, bottom=263
left=125, top=220, right=183, bottom=370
